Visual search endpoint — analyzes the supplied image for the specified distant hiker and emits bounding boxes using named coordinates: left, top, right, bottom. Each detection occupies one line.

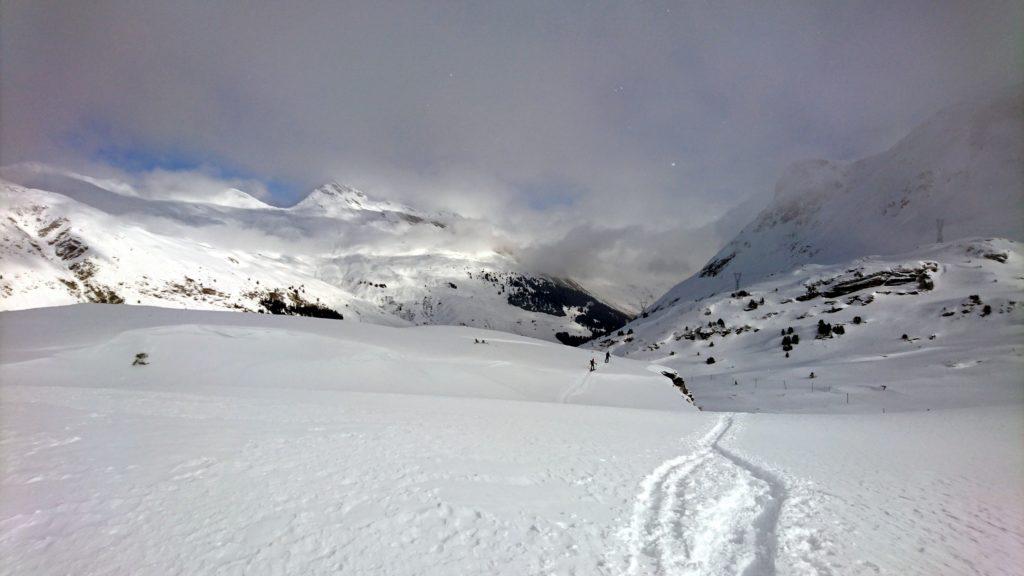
left=589, top=358, right=597, bottom=372
left=604, top=351, right=611, bottom=364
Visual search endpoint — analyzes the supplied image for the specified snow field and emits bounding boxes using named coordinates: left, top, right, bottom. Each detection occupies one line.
left=1, top=305, right=1021, bottom=575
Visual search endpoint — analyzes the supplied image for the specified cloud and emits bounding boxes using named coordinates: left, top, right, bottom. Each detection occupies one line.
left=518, top=192, right=766, bottom=309
left=134, top=169, right=273, bottom=202
left=2, top=0, right=1021, bottom=294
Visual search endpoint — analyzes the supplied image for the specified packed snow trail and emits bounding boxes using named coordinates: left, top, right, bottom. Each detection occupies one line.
left=559, top=370, right=592, bottom=403
left=622, top=415, right=787, bottom=576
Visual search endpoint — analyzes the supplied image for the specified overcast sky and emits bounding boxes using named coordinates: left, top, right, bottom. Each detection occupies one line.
left=2, top=0, right=1021, bottom=299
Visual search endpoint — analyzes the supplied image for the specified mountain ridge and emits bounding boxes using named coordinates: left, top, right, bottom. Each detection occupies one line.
left=0, top=172, right=630, bottom=342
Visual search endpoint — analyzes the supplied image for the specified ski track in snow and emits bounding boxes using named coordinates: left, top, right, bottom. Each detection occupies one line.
left=559, top=371, right=592, bottom=404
left=621, top=415, right=796, bottom=576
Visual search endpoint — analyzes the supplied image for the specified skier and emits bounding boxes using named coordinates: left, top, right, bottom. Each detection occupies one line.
left=589, top=358, right=597, bottom=372
left=604, top=351, right=611, bottom=364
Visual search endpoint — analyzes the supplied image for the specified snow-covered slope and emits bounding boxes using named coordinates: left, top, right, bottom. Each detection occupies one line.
left=0, top=171, right=628, bottom=342
left=657, top=86, right=1023, bottom=305
left=593, top=238, right=1024, bottom=412
left=590, top=89, right=1024, bottom=411
left=0, top=304, right=683, bottom=410
left=2, top=305, right=1020, bottom=575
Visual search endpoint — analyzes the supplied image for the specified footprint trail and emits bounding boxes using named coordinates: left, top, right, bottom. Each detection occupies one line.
left=621, top=415, right=788, bottom=576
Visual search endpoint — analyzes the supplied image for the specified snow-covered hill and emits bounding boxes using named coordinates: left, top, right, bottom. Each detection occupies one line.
left=656, top=86, right=1023, bottom=305
left=0, top=166, right=629, bottom=342
left=593, top=237, right=1024, bottom=412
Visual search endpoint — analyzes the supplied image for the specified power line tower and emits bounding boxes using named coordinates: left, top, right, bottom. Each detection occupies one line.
left=733, top=272, right=742, bottom=292
left=936, top=218, right=945, bottom=243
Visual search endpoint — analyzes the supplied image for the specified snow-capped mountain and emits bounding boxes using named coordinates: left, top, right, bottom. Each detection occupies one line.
left=291, top=181, right=442, bottom=224
left=654, top=86, right=1023, bottom=306
left=590, top=88, right=1024, bottom=401
left=0, top=168, right=629, bottom=342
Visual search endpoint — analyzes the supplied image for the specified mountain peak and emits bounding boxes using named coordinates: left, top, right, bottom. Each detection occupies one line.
left=292, top=181, right=418, bottom=218
left=313, top=182, right=367, bottom=203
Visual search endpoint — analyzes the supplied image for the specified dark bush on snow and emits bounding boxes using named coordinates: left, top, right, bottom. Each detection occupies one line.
left=816, top=320, right=832, bottom=338
left=260, top=292, right=344, bottom=320
left=555, top=332, right=591, bottom=347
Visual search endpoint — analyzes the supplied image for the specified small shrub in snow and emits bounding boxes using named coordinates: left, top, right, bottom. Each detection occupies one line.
left=816, top=320, right=832, bottom=338
left=132, top=352, right=149, bottom=366
left=706, top=357, right=716, bottom=365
